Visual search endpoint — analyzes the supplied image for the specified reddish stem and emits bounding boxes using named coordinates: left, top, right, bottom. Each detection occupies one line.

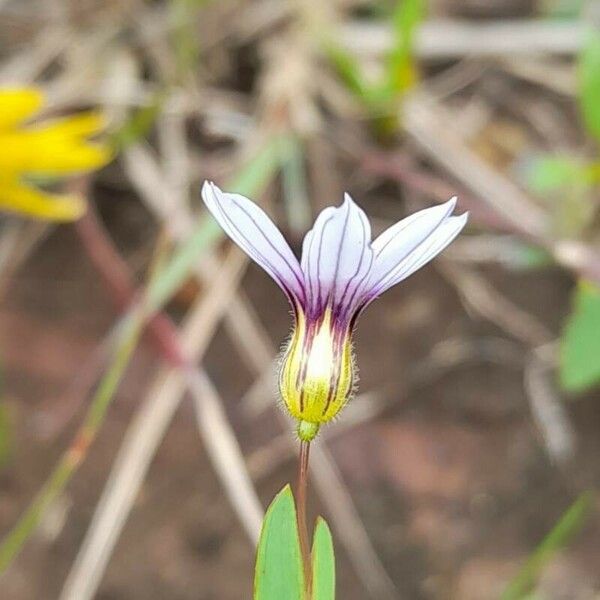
left=297, top=440, right=312, bottom=596
left=74, top=199, right=186, bottom=368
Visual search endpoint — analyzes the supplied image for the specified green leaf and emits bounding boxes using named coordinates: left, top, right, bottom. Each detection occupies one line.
left=501, top=492, right=592, bottom=600
left=540, top=0, right=585, bottom=19
left=111, top=93, right=165, bottom=151
left=169, top=0, right=208, bottom=78
left=311, top=517, right=335, bottom=600
left=579, top=28, right=600, bottom=142
left=254, top=485, right=304, bottom=600
left=560, top=282, right=600, bottom=392
left=324, top=41, right=370, bottom=102
left=384, top=0, right=425, bottom=96
left=526, top=155, right=588, bottom=195
left=505, top=243, right=553, bottom=271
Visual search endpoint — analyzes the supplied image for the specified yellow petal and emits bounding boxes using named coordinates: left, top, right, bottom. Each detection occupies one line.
left=30, top=111, right=108, bottom=138
left=0, top=88, right=44, bottom=129
left=28, top=141, right=112, bottom=175
left=0, top=180, right=86, bottom=221
left=0, top=133, right=112, bottom=175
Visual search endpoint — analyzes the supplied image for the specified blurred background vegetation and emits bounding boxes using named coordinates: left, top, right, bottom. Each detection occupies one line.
left=1, top=0, right=600, bottom=598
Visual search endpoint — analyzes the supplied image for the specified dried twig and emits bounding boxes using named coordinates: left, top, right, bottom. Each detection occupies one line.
left=0, top=25, right=72, bottom=83
left=525, top=343, right=577, bottom=466
left=310, top=443, right=398, bottom=599
left=439, top=261, right=552, bottom=347
left=123, top=140, right=278, bottom=392
left=403, top=95, right=548, bottom=239
left=361, top=150, right=516, bottom=234
left=402, top=94, right=600, bottom=283
left=59, top=248, right=255, bottom=600
left=188, top=369, right=264, bottom=538
left=499, top=57, right=576, bottom=97
left=340, top=20, right=584, bottom=60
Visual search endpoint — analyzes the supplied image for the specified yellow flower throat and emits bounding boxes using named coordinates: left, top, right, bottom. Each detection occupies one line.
left=279, top=308, right=354, bottom=440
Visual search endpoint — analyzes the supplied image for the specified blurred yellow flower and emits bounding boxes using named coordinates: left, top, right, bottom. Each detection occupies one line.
left=0, top=88, right=111, bottom=221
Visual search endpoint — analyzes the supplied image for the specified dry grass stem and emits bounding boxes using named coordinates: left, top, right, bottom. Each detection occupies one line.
left=439, top=261, right=552, bottom=346
left=525, top=343, right=577, bottom=466
left=340, top=20, right=584, bottom=60
left=59, top=249, right=251, bottom=600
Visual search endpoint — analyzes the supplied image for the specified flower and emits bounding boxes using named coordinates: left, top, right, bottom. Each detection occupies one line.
left=0, top=88, right=111, bottom=221
left=202, top=182, right=467, bottom=440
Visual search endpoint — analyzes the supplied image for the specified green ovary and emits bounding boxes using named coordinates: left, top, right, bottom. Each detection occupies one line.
left=279, top=308, right=354, bottom=435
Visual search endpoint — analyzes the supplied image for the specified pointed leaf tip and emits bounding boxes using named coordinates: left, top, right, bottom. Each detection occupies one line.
left=560, top=282, right=600, bottom=392
left=254, top=485, right=304, bottom=600
left=312, top=517, right=335, bottom=600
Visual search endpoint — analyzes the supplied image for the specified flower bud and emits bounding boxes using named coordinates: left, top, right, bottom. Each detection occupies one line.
left=279, top=308, right=355, bottom=441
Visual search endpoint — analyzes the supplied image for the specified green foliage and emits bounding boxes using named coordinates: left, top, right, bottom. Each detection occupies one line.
left=501, top=493, right=592, bottom=600
left=524, top=29, right=600, bottom=238
left=0, top=303, right=145, bottom=572
left=254, top=485, right=305, bottom=600
left=111, top=93, right=165, bottom=151
left=384, top=0, right=425, bottom=98
left=506, top=243, right=553, bottom=271
left=324, top=42, right=371, bottom=103
left=579, top=28, right=600, bottom=143
left=311, top=518, right=335, bottom=600
left=526, top=155, right=588, bottom=195
left=169, top=0, right=207, bottom=78
left=254, top=486, right=336, bottom=599
left=540, top=0, right=585, bottom=19
left=229, top=135, right=287, bottom=199
left=0, top=136, right=283, bottom=573
left=560, top=282, right=600, bottom=392
left=525, top=155, right=599, bottom=238
left=324, top=1, right=425, bottom=135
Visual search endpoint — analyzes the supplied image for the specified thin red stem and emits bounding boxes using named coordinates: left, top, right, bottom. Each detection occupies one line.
left=296, top=440, right=312, bottom=596
left=74, top=199, right=186, bottom=368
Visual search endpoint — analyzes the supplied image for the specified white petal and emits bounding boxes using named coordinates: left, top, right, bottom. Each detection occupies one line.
left=202, top=181, right=305, bottom=302
left=369, top=211, right=468, bottom=298
left=301, top=193, right=374, bottom=316
left=371, top=197, right=457, bottom=281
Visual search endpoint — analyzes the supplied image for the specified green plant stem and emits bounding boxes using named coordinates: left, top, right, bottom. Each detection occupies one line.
left=297, top=440, right=312, bottom=597
left=0, top=204, right=171, bottom=572
left=0, top=136, right=282, bottom=573
left=501, top=492, right=593, bottom=600
left=75, top=203, right=186, bottom=367
left=0, top=313, right=143, bottom=572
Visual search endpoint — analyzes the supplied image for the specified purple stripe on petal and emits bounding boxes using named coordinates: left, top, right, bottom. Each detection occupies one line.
left=202, top=181, right=306, bottom=305
left=300, top=194, right=374, bottom=321
left=369, top=212, right=468, bottom=299
left=369, top=198, right=457, bottom=293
